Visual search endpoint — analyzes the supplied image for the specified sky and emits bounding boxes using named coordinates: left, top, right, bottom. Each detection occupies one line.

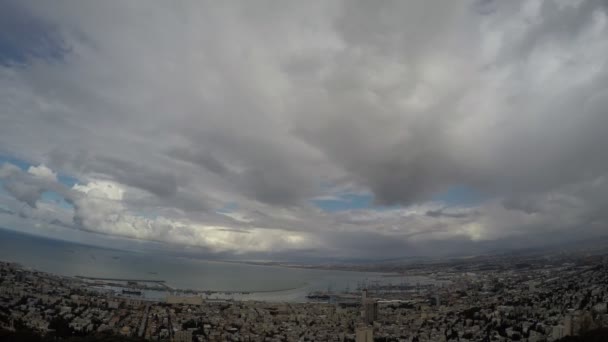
left=1, top=0, right=608, bottom=261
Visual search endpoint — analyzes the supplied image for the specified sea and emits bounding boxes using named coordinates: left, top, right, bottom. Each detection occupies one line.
left=0, top=228, right=434, bottom=302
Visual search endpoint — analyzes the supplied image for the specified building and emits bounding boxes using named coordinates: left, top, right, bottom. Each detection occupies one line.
left=355, top=325, right=373, bottom=342
left=363, top=299, right=378, bottom=325
left=166, top=295, right=203, bottom=305
left=552, top=325, right=566, bottom=340
left=564, top=314, right=572, bottom=336
left=173, top=330, right=192, bottom=342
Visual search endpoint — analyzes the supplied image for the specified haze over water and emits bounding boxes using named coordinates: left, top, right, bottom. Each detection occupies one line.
left=0, top=228, right=433, bottom=302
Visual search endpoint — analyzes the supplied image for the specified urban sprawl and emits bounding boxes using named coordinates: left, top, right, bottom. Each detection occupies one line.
left=1, top=252, right=608, bottom=341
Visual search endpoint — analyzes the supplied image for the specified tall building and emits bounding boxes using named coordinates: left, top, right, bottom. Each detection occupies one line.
left=564, top=314, right=573, bottom=336
left=355, top=325, right=373, bottom=342
left=363, top=298, right=378, bottom=325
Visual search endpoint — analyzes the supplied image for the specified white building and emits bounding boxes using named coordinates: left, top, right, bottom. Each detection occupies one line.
left=355, top=325, right=373, bottom=342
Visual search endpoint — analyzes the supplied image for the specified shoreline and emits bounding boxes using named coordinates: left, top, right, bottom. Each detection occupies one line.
left=76, top=274, right=310, bottom=294
left=2, top=259, right=318, bottom=302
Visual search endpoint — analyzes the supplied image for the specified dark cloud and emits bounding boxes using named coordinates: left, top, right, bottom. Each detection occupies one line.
left=0, top=0, right=69, bottom=65
left=238, top=166, right=311, bottom=206
left=167, top=147, right=230, bottom=175
left=502, top=196, right=545, bottom=215
left=91, top=156, right=178, bottom=198
left=0, top=207, right=14, bottom=215
left=216, top=228, right=251, bottom=234
left=426, top=208, right=478, bottom=219
left=48, top=218, right=74, bottom=229
left=4, top=181, right=44, bottom=208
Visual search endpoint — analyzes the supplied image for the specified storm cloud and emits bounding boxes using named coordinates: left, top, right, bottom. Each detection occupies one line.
left=1, top=0, right=608, bottom=259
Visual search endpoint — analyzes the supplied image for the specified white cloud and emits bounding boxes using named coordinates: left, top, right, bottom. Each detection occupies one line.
left=73, top=180, right=124, bottom=201
left=27, top=164, right=57, bottom=182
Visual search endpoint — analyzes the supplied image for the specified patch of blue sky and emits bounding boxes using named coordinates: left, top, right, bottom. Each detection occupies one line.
left=313, top=194, right=404, bottom=212
left=57, top=174, right=79, bottom=187
left=313, top=193, right=374, bottom=212
left=217, top=202, right=239, bottom=214
left=0, top=154, right=30, bottom=170
left=432, top=184, right=486, bottom=206
left=40, top=191, right=73, bottom=210
left=133, top=211, right=158, bottom=220
left=0, top=153, right=79, bottom=187
left=314, top=184, right=487, bottom=212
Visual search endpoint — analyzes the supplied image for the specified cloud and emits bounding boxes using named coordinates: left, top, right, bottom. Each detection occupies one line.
left=4, top=180, right=44, bottom=208
left=0, top=0, right=607, bottom=259
left=167, top=147, right=230, bottom=176
left=0, top=207, right=15, bottom=216
left=1, top=162, right=74, bottom=208
left=72, top=180, right=124, bottom=201
left=27, top=164, right=57, bottom=182
left=426, top=208, right=479, bottom=219
left=0, top=0, right=68, bottom=65
left=85, top=156, right=180, bottom=198
left=0, top=163, right=316, bottom=254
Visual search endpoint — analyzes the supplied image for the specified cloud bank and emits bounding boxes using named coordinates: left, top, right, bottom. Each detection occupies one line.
left=1, top=0, right=608, bottom=259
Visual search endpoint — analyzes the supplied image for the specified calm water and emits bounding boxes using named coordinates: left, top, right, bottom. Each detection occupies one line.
left=0, top=229, right=433, bottom=301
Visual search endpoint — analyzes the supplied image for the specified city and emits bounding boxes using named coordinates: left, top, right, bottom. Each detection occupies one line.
left=2, top=0, right=608, bottom=341
left=2, top=249, right=608, bottom=341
